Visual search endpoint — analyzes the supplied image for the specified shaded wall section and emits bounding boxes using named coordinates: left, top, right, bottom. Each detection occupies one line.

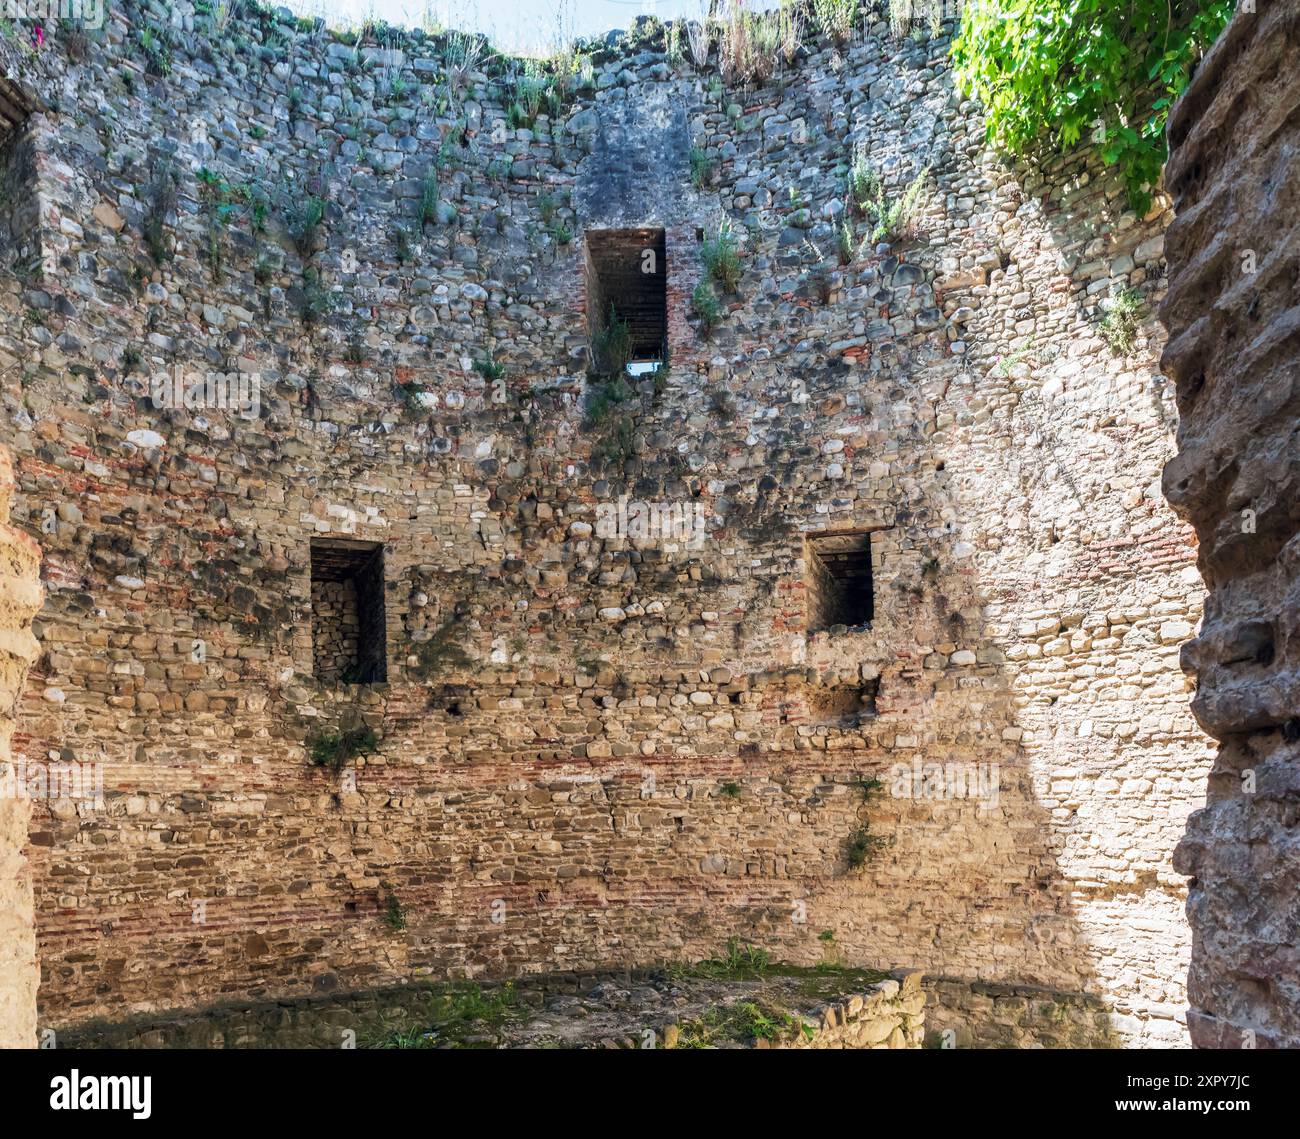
left=1161, top=2, right=1300, bottom=1048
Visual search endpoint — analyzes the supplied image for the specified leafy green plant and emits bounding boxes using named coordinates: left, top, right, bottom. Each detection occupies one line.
left=836, top=219, right=856, bottom=265
left=720, top=781, right=741, bottom=798
left=137, top=26, right=173, bottom=76
left=473, top=350, right=506, bottom=380
left=693, top=937, right=771, bottom=979
left=692, top=280, right=721, bottom=336
left=689, top=145, right=713, bottom=189
left=283, top=192, right=326, bottom=258
left=393, top=225, right=413, bottom=263
left=417, top=169, right=440, bottom=227
left=1099, top=285, right=1144, bottom=355
left=307, top=724, right=378, bottom=772
left=381, top=886, right=407, bottom=930
left=951, top=1, right=1232, bottom=214
left=845, top=776, right=889, bottom=869
left=701, top=220, right=742, bottom=293
left=366, top=983, right=518, bottom=1049
left=592, top=415, right=636, bottom=468
left=590, top=304, right=634, bottom=377
left=847, top=147, right=929, bottom=245
left=675, top=996, right=802, bottom=1048
left=812, top=0, right=857, bottom=45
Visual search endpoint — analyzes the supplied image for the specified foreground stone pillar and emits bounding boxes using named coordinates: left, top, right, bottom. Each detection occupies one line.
left=1161, top=3, right=1300, bottom=1048
left=0, top=447, right=43, bottom=1048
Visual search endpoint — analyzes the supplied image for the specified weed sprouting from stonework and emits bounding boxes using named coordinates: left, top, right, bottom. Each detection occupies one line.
left=283, top=190, right=327, bottom=258
left=137, top=26, right=174, bottom=77
left=693, top=937, right=772, bottom=979
left=590, top=304, right=634, bottom=377
left=1099, top=286, right=1144, bottom=355
left=812, top=0, right=857, bottom=46
left=417, top=169, right=440, bottom=228
left=592, top=414, right=636, bottom=468
left=701, top=220, right=742, bottom=293
left=381, top=886, right=407, bottom=930
left=848, top=146, right=930, bottom=245
left=307, top=724, right=378, bottom=772
left=689, top=145, right=713, bottom=189
left=393, top=225, right=414, bottom=262
left=296, top=268, right=330, bottom=325
left=676, top=997, right=803, bottom=1047
left=473, top=349, right=506, bottom=381
left=692, top=280, right=721, bottom=336
left=845, top=776, right=889, bottom=869
left=710, top=388, right=737, bottom=421
left=365, top=982, right=519, bottom=1048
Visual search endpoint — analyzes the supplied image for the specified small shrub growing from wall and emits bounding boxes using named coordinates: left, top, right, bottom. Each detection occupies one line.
left=307, top=725, right=378, bottom=772
left=845, top=777, right=889, bottom=869
left=701, top=221, right=742, bottom=293
left=381, top=886, right=407, bottom=930
left=692, top=280, right=721, bottom=335
left=1099, top=286, right=1144, bottom=355
left=590, top=304, right=634, bottom=376
left=847, top=146, right=930, bottom=246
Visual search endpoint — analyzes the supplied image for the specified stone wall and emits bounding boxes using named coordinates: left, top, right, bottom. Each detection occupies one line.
left=0, top=4, right=1209, bottom=1045
left=1161, top=1, right=1300, bottom=1049
left=0, top=446, right=44, bottom=1047
left=924, top=976, right=1115, bottom=1049
left=778, top=970, right=924, bottom=1050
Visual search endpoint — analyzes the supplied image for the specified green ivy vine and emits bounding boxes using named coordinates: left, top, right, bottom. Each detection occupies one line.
left=951, top=0, right=1234, bottom=214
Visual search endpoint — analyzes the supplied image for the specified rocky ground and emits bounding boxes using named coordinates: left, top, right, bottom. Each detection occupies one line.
left=361, top=961, right=923, bottom=1049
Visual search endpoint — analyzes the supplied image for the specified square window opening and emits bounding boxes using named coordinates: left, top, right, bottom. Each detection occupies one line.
left=585, top=228, right=667, bottom=375
left=310, top=539, right=387, bottom=683
left=806, top=532, right=875, bottom=633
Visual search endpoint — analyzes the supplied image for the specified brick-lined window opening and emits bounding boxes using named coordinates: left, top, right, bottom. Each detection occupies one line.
left=585, top=227, right=668, bottom=371
left=806, top=532, right=874, bottom=632
left=310, top=539, right=387, bottom=683
left=0, top=76, right=36, bottom=267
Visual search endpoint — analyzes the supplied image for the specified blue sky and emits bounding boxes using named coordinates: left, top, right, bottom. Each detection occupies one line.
left=289, top=0, right=720, bottom=55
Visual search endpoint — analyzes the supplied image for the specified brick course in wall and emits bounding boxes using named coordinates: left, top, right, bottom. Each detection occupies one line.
left=0, top=5, right=1210, bottom=1045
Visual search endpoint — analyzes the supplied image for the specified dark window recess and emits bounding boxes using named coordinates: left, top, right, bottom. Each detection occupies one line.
left=0, top=77, right=34, bottom=148
left=0, top=77, right=37, bottom=265
left=585, top=227, right=667, bottom=372
left=310, top=539, right=387, bottom=683
left=806, top=532, right=875, bottom=632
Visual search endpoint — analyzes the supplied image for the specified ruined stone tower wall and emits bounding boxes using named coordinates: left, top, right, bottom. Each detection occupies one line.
left=0, top=4, right=1208, bottom=1044
left=0, top=446, right=44, bottom=1047
left=1161, top=2, right=1300, bottom=1049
